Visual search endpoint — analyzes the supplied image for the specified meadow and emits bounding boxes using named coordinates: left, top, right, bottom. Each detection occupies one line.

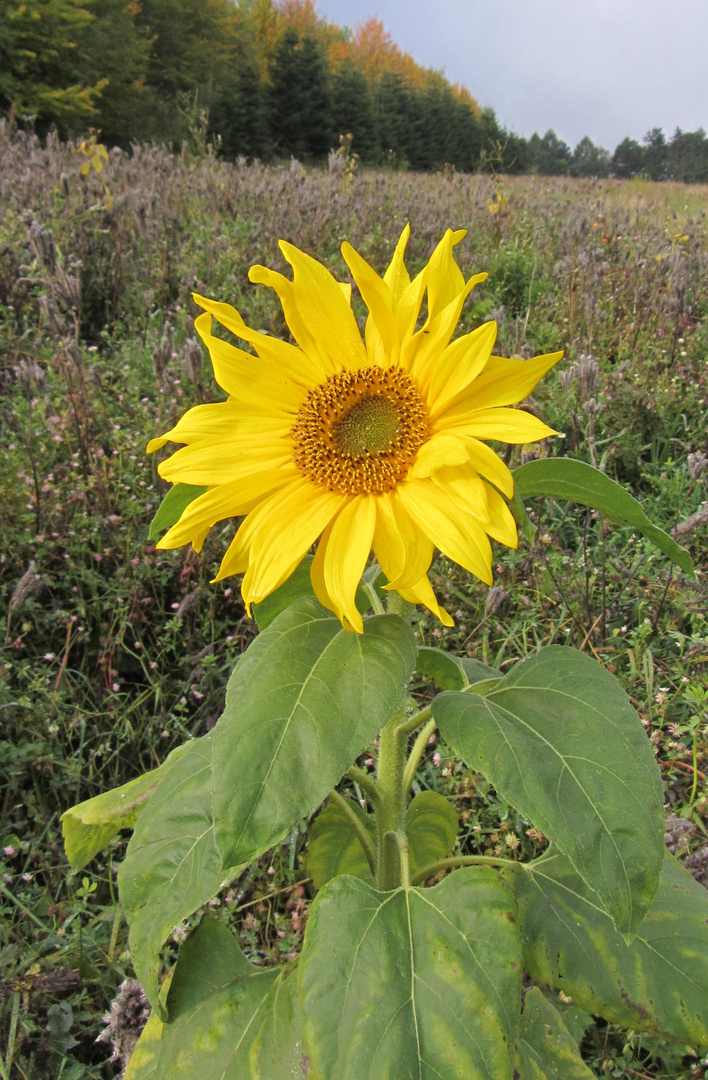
left=1, top=119, right=707, bottom=1078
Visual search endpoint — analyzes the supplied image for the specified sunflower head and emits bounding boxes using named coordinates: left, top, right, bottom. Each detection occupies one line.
left=148, top=227, right=561, bottom=633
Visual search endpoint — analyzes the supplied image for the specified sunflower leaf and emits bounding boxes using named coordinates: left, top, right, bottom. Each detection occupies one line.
left=118, top=735, right=246, bottom=1017
left=306, top=799, right=375, bottom=890
left=299, top=867, right=521, bottom=1080
left=125, top=919, right=311, bottom=1079
left=61, top=742, right=191, bottom=872
left=213, top=597, right=417, bottom=870
left=432, top=645, right=664, bottom=936
left=516, top=851, right=708, bottom=1046
left=416, top=645, right=500, bottom=690
left=513, top=457, right=694, bottom=576
left=147, top=483, right=206, bottom=541
left=515, top=987, right=595, bottom=1079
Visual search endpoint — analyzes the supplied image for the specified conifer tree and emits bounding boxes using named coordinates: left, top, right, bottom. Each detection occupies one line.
left=268, top=27, right=332, bottom=160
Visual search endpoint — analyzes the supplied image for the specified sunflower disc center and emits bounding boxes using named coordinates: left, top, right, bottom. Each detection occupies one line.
left=334, top=396, right=400, bottom=455
left=290, top=365, right=428, bottom=495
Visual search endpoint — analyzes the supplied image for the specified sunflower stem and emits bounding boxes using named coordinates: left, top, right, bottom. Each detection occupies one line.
left=403, top=717, right=437, bottom=792
left=385, top=590, right=415, bottom=622
left=374, top=704, right=408, bottom=891
left=409, top=853, right=516, bottom=887
left=346, top=766, right=381, bottom=806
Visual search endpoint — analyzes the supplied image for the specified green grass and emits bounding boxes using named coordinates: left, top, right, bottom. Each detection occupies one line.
left=1, top=124, right=707, bottom=1078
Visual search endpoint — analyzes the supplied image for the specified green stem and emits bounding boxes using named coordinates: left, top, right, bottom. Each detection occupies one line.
left=403, top=717, right=437, bottom=792
left=375, top=705, right=408, bottom=890
left=396, top=704, right=432, bottom=736
left=410, top=854, right=517, bottom=887
left=346, top=766, right=381, bottom=805
left=328, top=789, right=377, bottom=876
left=386, top=590, right=414, bottom=621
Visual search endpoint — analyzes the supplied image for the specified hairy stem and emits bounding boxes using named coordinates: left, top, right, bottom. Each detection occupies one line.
left=403, top=717, right=437, bottom=792
left=375, top=705, right=408, bottom=890
left=346, top=765, right=381, bottom=805
left=409, top=854, right=516, bottom=887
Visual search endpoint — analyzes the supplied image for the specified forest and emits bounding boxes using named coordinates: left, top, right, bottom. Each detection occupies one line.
left=2, top=0, right=708, bottom=180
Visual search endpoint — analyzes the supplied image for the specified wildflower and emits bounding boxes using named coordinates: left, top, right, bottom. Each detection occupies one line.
left=149, top=228, right=560, bottom=632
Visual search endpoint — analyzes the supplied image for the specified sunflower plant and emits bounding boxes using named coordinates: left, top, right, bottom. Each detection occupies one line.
left=63, top=229, right=707, bottom=1080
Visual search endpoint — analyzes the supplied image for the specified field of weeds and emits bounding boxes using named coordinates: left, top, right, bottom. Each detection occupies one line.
left=1, top=120, right=707, bottom=1078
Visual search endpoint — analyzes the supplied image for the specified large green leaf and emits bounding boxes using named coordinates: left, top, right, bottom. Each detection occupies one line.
left=118, top=735, right=245, bottom=1017
left=433, top=645, right=664, bottom=935
left=213, top=598, right=417, bottom=869
left=306, top=798, right=375, bottom=889
left=124, top=919, right=313, bottom=1079
left=517, top=851, right=708, bottom=1046
left=147, top=483, right=206, bottom=541
left=299, top=867, right=521, bottom=1080
left=306, top=790, right=459, bottom=891
left=515, top=987, right=594, bottom=1079
left=416, top=645, right=500, bottom=691
left=406, top=790, right=459, bottom=877
left=62, top=743, right=191, bottom=872
left=513, top=457, right=694, bottom=576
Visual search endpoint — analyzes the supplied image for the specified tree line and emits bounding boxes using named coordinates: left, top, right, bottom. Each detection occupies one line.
left=1, top=0, right=706, bottom=181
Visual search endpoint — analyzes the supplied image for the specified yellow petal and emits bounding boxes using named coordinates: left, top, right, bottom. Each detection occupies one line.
left=397, top=574, right=454, bottom=626
left=248, top=264, right=334, bottom=380
left=438, top=350, right=563, bottom=419
left=341, top=242, right=398, bottom=367
left=382, top=224, right=411, bottom=305
left=278, top=241, right=367, bottom=371
left=156, top=470, right=292, bottom=552
left=157, top=436, right=291, bottom=486
left=398, top=479, right=493, bottom=585
left=430, top=467, right=489, bottom=520
left=404, top=271, right=487, bottom=382
left=311, top=495, right=376, bottom=633
left=423, top=229, right=467, bottom=318
left=194, top=312, right=304, bottom=410
left=453, top=435, right=514, bottom=497
left=192, top=293, right=319, bottom=388
left=408, top=433, right=472, bottom=479
left=372, top=490, right=433, bottom=591
left=146, top=402, right=235, bottom=454
left=426, top=322, right=497, bottom=417
left=241, top=481, right=346, bottom=611
left=446, top=407, right=561, bottom=444
left=433, top=471, right=517, bottom=549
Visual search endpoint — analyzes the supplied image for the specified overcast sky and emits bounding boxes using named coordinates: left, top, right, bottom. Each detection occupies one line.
left=314, top=0, right=708, bottom=152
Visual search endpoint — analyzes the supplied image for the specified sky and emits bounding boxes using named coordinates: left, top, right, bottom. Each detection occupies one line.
left=313, top=0, right=708, bottom=152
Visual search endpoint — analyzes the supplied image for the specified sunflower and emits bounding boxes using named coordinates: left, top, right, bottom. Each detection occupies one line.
left=148, top=227, right=561, bottom=633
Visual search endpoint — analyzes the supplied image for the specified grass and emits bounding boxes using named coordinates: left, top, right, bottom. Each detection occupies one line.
left=0, top=120, right=707, bottom=1077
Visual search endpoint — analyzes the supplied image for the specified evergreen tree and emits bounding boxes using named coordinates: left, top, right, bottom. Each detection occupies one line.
left=268, top=28, right=332, bottom=160
left=527, top=129, right=571, bottom=175
left=375, top=71, right=417, bottom=168
left=643, top=127, right=667, bottom=181
left=330, top=58, right=378, bottom=163
left=666, top=128, right=708, bottom=184
left=611, top=137, right=645, bottom=178
left=211, top=6, right=267, bottom=159
left=570, top=136, right=610, bottom=178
